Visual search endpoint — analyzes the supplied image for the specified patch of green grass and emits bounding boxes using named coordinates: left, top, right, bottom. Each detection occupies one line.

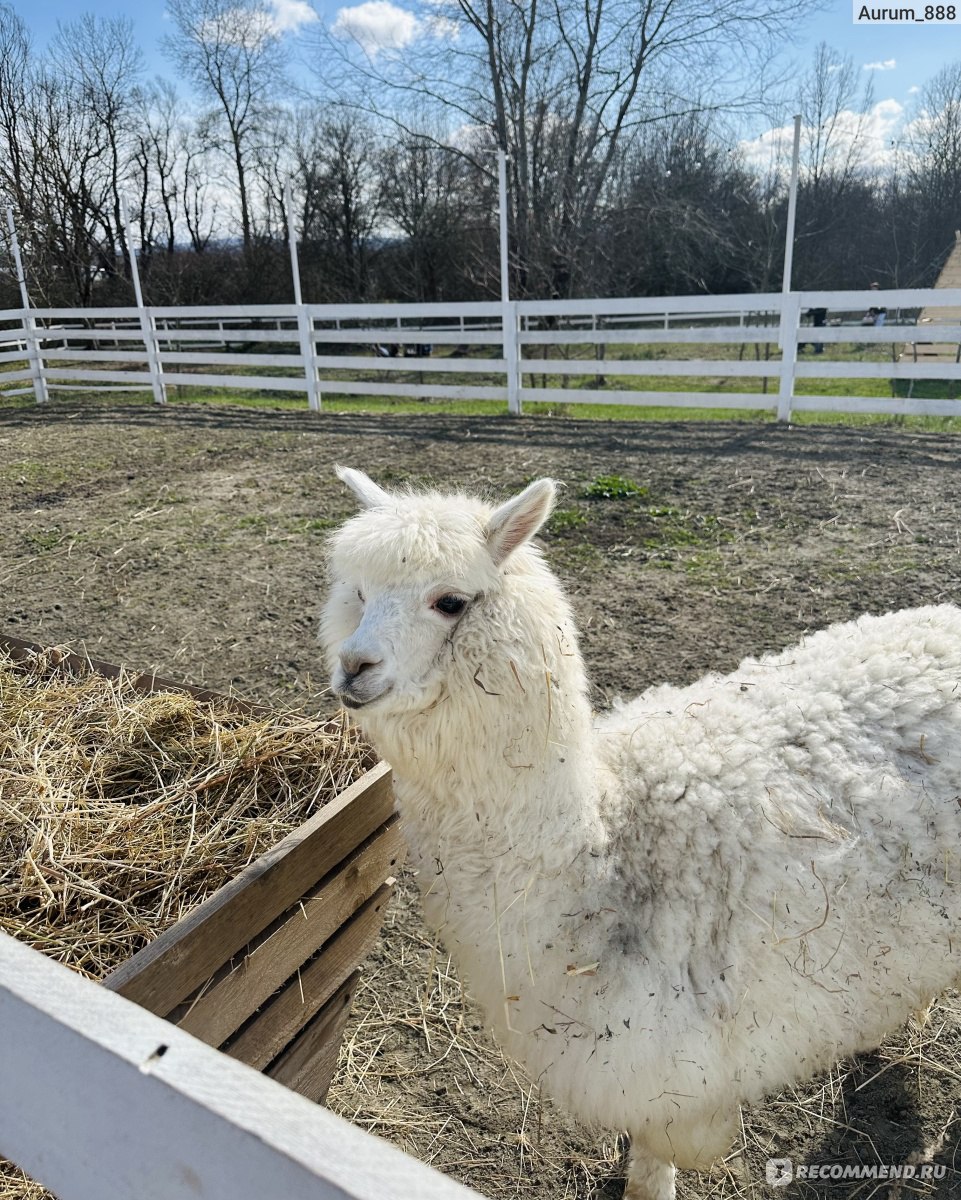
left=236, top=514, right=270, bottom=531
left=1, top=460, right=71, bottom=489
left=547, top=507, right=588, bottom=532
left=232, top=513, right=341, bottom=539
left=545, top=540, right=604, bottom=572
left=639, top=509, right=731, bottom=557
left=302, top=517, right=338, bottom=535
left=582, top=475, right=649, bottom=500
left=23, top=526, right=64, bottom=552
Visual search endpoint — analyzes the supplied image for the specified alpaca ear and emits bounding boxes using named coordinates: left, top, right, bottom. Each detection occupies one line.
left=336, top=466, right=391, bottom=509
left=486, top=478, right=556, bottom=567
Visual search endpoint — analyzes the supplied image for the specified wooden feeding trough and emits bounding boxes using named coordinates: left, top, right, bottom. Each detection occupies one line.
left=0, top=634, right=402, bottom=1108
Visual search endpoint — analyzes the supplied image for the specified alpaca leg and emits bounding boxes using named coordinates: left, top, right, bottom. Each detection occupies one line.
left=623, top=1147, right=676, bottom=1200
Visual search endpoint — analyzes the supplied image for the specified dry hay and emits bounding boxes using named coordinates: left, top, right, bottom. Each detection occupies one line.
left=0, top=642, right=373, bottom=1200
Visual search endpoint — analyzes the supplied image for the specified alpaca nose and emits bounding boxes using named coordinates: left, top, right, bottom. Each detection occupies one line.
left=339, top=649, right=382, bottom=684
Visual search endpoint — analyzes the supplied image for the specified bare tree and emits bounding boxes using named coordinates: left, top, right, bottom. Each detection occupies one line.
left=164, top=0, right=285, bottom=250
left=0, top=3, right=34, bottom=221
left=52, top=14, right=144, bottom=280
left=790, top=43, right=880, bottom=288
left=799, top=43, right=874, bottom=189
left=379, top=132, right=474, bottom=300
left=131, top=80, right=186, bottom=258
left=293, top=113, right=382, bottom=300
left=906, top=63, right=961, bottom=262
left=317, top=0, right=819, bottom=297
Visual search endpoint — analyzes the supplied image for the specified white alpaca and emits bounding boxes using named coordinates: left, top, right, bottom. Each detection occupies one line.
left=321, top=469, right=961, bottom=1200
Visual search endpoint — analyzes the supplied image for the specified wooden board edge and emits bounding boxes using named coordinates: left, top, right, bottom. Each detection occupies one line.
left=222, top=880, right=395, bottom=1070
left=104, top=762, right=394, bottom=1012
left=174, top=824, right=403, bottom=1045
left=265, top=973, right=359, bottom=1103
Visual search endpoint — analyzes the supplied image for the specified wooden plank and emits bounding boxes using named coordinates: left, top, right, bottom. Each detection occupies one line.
left=148, top=304, right=300, bottom=319
left=795, top=359, right=961, bottom=380
left=519, top=387, right=776, bottom=409
left=224, top=882, right=395, bottom=1071
left=266, top=973, right=358, bottom=1102
left=0, top=932, right=484, bottom=1200
left=144, top=371, right=307, bottom=392
left=311, top=330, right=499, bottom=345
left=319, top=380, right=506, bottom=401
left=306, top=300, right=502, bottom=320
left=517, top=292, right=783, bottom=316
left=312, top=355, right=507, bottom=373
left=518, top=326, right=780, bottom=346
left=791, top=394, right=961, bottom=415
left=799, top=286, right=961, bottom=307
left=158, top=351, right=305, bottom=368
left=175, top=820, right=404, bottom=1045
left=104, top=762, right=394, bottom=1014
left=158, top=329, right=303, bottom=345
left=40, top=368, right=153, bottom=384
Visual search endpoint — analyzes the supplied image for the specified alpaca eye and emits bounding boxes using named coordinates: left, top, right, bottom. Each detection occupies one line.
left=434, top=595, right=466, bottom=617
left=357, top=589, right=365, bottom=603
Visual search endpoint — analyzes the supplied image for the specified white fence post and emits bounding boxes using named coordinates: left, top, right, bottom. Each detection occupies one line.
left=284, top=181, right=322, bottom=413
left=120, top=196, right=166, bottom=405
left=496, top=150, right=522, bottom=416
left=299, top=307, right=322, bottom=412
left=504, top=301, right=521, bottom=415
left=777, top=291, right=802, bottom=423
left=5, top=205, right=48, bottom=404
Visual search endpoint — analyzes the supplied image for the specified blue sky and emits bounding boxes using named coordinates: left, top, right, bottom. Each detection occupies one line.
left=9, top=0, right=950, bottom=151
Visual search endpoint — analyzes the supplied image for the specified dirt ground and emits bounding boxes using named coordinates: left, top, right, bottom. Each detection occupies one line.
left=1, top=399, right=960, bottom=1199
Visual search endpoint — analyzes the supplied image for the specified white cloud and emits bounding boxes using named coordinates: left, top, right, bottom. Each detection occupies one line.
left=739, top=98, right=905, bottom=174
left=268, top=0, right=319, bottom=34
left=422, top=13, right=458, bottom=38
left=197, top=1, right=317, bottom=48
left=331, top=1, right=419, bottom=54
left=331, top=0, right=457, bottom=55
left=864, top=58, right=897, bottom=70
left=907, top=85, right=920, bottom=94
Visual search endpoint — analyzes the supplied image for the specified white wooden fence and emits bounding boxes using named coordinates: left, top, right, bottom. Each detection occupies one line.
left=0, top=929, right=485, bottom=1200
left=2, top=288, right=961, bottom=420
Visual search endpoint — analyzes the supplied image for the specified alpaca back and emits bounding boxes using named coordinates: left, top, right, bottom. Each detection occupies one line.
left=591, top=604, right=961, bottom=1137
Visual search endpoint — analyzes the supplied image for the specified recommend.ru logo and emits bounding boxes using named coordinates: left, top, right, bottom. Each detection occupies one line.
left=765, top=1159, right=946, bottom=1186
left=766, top=1158, right=793, bottom=1187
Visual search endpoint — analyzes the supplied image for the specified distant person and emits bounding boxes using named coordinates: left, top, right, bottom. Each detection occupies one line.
left=865, top=282, right=886, bottom=327
left=800, top=307, right=828, bottom=354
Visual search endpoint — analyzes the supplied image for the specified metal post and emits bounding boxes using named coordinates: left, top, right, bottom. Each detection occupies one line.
left=5, top=205, right=48, bottom=404
left=285, top=178, right=303, bottom=307
left=497, top=150, right=510, bottom=307
left=777, top=290, right=801, bottom=423
left=120, top=196, right=166, bottom=405
left=781, top=115, right=802, bottom=295
left=285, top=180, right=321, bottom=412
left=497, top=149, right=521, bottom=415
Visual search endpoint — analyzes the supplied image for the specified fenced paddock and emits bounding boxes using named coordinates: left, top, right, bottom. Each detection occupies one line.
left=2, top=288, right=960, bottom=420
left=1, top=409, right=960, bottom=1198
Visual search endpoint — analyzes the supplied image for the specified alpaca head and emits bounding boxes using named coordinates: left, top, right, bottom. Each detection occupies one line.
left=321, top=468, right=555, bottom=716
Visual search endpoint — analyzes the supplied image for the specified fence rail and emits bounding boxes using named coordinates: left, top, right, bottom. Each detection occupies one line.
left=2, top=288, right=960, bottom=419
left=0, top=930, right=483, bottom=1200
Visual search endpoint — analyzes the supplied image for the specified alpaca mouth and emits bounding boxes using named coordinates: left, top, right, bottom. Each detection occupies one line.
left=340, top=684, right=392, bottom=710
